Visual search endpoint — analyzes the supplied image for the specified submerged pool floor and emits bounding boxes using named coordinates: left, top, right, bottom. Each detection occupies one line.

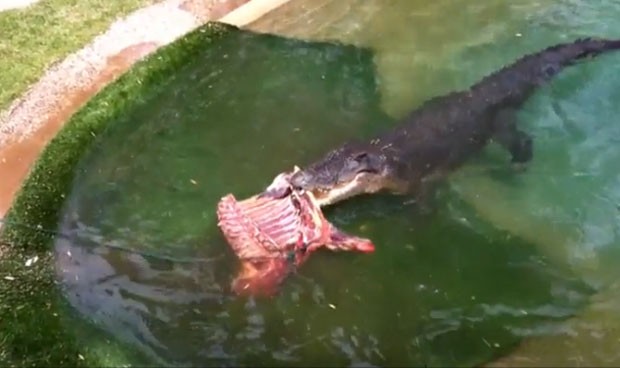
left=41, top=0, right=620, bottom=366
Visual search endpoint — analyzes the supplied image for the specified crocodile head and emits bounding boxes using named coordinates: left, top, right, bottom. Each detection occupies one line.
left=290, top=141, right=392, bottom=206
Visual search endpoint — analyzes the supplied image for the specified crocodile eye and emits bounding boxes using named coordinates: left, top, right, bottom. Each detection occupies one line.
left=353, top=152, right=369, bottom=162
left=349, top=152, right=375, bottom=172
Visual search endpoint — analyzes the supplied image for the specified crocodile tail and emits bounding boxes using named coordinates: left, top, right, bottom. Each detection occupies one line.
left=470, top=37, right=620, bottom=108
left=559, top=37, right=620, bottom=64
left=515, top=37, right=620, bottom=87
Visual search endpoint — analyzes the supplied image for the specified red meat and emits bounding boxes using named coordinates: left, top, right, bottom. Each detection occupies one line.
left=216, top=179, right=374, bottom=297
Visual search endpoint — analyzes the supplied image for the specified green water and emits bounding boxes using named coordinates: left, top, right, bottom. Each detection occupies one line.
left=53, top=1, right=620, bottom=366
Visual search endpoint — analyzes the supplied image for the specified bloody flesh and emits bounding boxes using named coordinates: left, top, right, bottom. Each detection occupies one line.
left=216, top=173, right=374, bottom=297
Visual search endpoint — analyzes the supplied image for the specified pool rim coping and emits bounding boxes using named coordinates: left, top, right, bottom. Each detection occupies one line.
left=0, top=0, right=292, bottom=224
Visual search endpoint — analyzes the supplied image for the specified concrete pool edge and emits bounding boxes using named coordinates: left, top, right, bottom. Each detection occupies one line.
left=0, top=18, right=270, bottom=367
left=1, top=20, right=250, bottom=244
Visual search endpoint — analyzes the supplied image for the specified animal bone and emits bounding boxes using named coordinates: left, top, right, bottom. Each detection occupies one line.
left=216, top=172, right=373, bottom=297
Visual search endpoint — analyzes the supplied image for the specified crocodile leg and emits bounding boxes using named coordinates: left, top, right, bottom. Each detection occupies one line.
left=492, top=108, right=534, bottom=170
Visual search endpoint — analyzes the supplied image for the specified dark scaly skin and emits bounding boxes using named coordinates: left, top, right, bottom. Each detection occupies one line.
left=289, top=37, right=620, bottom=207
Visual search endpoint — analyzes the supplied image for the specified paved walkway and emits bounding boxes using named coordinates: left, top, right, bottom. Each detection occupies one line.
left=0, top=0, right=40, bottom=12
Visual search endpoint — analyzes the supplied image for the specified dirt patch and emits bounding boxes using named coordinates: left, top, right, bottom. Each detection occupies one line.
left=0, top=42, right=159, bottom=218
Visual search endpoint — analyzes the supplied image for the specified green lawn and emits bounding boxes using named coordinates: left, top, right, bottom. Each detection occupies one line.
left=0, top=0, right=158, bottom=111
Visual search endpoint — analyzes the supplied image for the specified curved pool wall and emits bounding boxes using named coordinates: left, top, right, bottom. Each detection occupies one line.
left=1, top=22, right=246, bottom=249
left=0, top=22, right=242, bottom=367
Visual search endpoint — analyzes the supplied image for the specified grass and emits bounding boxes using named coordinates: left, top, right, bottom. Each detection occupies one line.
left=0, top=20, right=237, bottom=366
left=0, top=245, right=86, bottom=367
left=0, top=0, right=159, bottom=111
left=0, top=1, right=159, bottom=365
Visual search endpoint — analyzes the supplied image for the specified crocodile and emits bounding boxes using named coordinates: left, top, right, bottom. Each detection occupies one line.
left=288, top=37, right=620, bottom=207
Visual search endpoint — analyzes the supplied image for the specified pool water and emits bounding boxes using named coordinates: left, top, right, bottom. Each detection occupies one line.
left=54, top=0, right=620, bottom=366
